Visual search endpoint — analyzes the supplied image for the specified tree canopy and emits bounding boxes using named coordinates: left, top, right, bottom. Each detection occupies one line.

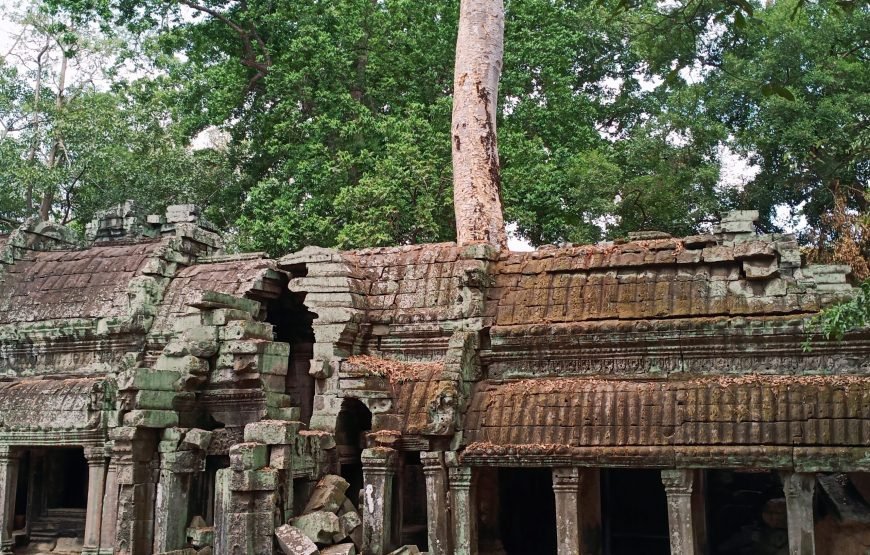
left=0, top=0, right=865, bottom=273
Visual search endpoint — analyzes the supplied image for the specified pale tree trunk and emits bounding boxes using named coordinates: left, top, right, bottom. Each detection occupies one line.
left=40, top=49, right=68, bottom=221
left=451, top=0, right=507, bottom=249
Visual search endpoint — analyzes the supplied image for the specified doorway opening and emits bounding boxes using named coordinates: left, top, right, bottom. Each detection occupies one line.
left=247, top=265, right=317, bottom=427
left=602, top=469, right=669, bottom=555
left=399, top=452, right=428, bottom=550
left=497, top=467, right=557, bottom=555
left=24, top=448, right=88, bottom=546
left=336, top=398, right=372, bottom=508
left=706, top=470, right=787, bottom=554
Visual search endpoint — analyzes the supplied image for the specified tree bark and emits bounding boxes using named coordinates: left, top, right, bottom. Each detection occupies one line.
left=451, top=0, right=507, bottom=249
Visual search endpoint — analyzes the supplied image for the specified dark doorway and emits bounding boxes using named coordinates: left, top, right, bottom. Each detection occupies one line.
left=602, top=469, right=669, bottom=555
left=261, top=289, right=316, bottom=426
left=498, top=468, right=557, bottom=555
left=26, top=448, right=88, bottom=543
left=706, top=470, right=787, bottom=554
left=336, top=398, right=372, bottom=508
left=400, top=452, right=428, bottom=550
left=244, top=264, right=317, bottom=427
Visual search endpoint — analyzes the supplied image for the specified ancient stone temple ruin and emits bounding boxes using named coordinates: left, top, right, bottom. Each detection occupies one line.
left=0, top=203, right=868, bottom=555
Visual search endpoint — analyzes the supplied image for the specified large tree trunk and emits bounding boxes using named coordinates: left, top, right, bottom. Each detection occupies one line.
left=451, top=0, right=507, bottom=249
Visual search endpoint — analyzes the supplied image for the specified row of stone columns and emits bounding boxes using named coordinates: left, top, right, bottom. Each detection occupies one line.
left=359, top=451, right=821, bottom=555
left=0, top=446, right=109, bottom=555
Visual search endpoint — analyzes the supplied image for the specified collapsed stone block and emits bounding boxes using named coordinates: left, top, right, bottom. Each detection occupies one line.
left=304, top=474, right=349, bottom=514
left=276, top=524, right=320, bottom=555
left=182, top=428, right=213, bottom=451
left=244, top=420, right=301, bottom=445
left=385, top=546, right=421, bottom=555
left=229, top=442, right=268, bottom=471
left=290, top=511, right=341, bottom=544
left=321, top=544, right=356, bottom=555
left=338, top=510, right=362, bottom=548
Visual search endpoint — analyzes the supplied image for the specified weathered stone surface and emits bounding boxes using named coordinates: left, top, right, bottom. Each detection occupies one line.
left=276, top=525, right=320, bottom=555
left=244, top=420, right=302, bottom=445
left=385, top=546, right=421, bottom=555
left=229, top=442, right=268, bottom=471
left=304, top=474, right=350, bottom=514
left=290, top=511, right=341, bottom=544
left=321, top=544, right=356, bottom=555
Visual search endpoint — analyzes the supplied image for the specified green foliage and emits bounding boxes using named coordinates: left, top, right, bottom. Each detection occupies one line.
left=700, top=0, right=869, bottom=237
left=20, top=0, right=867, bottom=262
left=805, top=280, right=870, bottom=347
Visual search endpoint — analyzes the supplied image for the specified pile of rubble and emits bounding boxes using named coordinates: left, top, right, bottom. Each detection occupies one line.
left=274, top=473, right=425, bottom=555
left=275, top=474, right=361, bottom=555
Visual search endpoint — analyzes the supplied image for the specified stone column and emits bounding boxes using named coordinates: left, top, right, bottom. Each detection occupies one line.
left=448, top=462, right=477, bottom=555
left=152, top=450, right=204, bottom=553
left=552, top=468, right=582, bottom=555
left=0, top=447, right=19, bottom=555
left=661, top=469, right=701, bottom=555
left=782, top=472, right=816, bottom=555
left=421, top=451, right=452, bottom=555
left=362, top=447, right=398, bottom=555
left=82, top=447, right=108, bottom=555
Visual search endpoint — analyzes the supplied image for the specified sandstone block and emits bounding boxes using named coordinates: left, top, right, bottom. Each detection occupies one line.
left=229, top=442, right=268, bottom=471
left=122, top=409, right=178, bottom=428
left=321, top=544, right=356, bottom=555
left=338, top=510, right=361, bottom=546
left=304, top=474, right=350, bottom=514
left=744, top=259, right=779, bottom=280
left=290, top=511, right=341, bottom=544
left=134, top=390, right=178, bottom=410
left=153, top=354, right=209, bottom=375
left=220, top=320, right=275, bottom=341
left=181, top=325, right=219, bottom=357
left=116, top=369, right=183, bottom=392
left=269, top=445, right=293, bottom=470
left=386, top=546, right=421, bottom=555
left=244, top=420, right=301, bottom=445
left=181, top=428, right=213, bottom=451
left=229, top=468, right=278, bottom=491
left=276, top=525, right=320, bottom=555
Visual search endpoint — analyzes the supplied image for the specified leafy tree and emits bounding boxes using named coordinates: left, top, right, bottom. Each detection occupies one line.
left=692, top=0, right=869, bottom=242
left=0, top=2, right=241, bottom=232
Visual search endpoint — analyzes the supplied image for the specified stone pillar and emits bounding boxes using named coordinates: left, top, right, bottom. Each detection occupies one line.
left=661, top=469, right=702, bottom=555
left=82, top=447, right=108, bottom=555
left=552, top=468, right=582, bottom=555
left=152, top=450, right=204, bottom=553
left=0, top=447, right=19, bottom=555
left=782, top=472, right=816, bottom=555
left=421, top=451, right=452, bottom=555
left=362, top=447, right=398, bottom=555
left=106, top=427, right=159, bottom=555
left=448, top=461, right=477, bottom=555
